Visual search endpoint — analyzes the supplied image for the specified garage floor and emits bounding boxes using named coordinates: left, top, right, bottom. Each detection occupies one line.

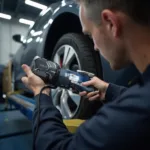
left=0, top=108, right=33, bottom=150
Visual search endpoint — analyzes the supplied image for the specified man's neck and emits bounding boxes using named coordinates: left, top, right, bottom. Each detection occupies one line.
left=131, top=45, right=150, bottom=73
left=126, top=26, right=150, bottom=73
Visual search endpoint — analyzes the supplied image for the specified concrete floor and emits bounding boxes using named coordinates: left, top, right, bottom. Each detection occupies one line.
left=0, top=108, right=32, bottom=150
left=0, top=133, right=32, bottom=150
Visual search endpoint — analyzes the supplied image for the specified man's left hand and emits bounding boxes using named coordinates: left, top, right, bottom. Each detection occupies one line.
left=21, top=64, right=50, bottom=96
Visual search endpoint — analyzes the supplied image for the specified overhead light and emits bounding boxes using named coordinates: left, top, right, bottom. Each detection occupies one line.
left=40, top=7, right=51, bottom=16
left=49, top=19, right=53, bottom=24
left=3, top=94, right=6, bottom=99
left=43, top=19, right=53, bottom=29
left=36, top=37, right=40, bottom=42
left=61, top=0, right=66, bottom=7
left=40, top=38, right=43, bottom=43
left=30, top=30, right=43, bottom=36
left=19, top=18, right=35, bottom=26
left=53, top=7, right=60, bottom=14
left=33, top=31, right=43, bottom=36
left=21, top=36, right=24, bottom=41
left=27, top=38, right=33, bottom=43
left=25, top=0, right=47, bottom=10
left=23, top=39, right=27, bottom=44
left=0, top=13, right=11, bottom=20
left=43, top=23, right=49, bottom=29
left=30, top=30, right=35, bottom=34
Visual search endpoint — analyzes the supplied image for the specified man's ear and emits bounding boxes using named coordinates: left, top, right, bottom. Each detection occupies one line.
left=101, top=9, right=121, bottom=38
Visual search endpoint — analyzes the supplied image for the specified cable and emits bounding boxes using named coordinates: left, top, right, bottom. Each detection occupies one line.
left=33, top=85, right=51, bottom=150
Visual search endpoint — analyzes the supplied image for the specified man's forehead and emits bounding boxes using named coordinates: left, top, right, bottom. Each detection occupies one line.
left=79, top=4, right=92, bottom=34
left=79, top=4, right=85, bottom=15
left=79, top=5, right=85, bottom=25
left=79, top=6, right=88, bottom=24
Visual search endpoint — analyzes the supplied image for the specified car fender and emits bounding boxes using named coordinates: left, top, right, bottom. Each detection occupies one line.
left=36, top=1, right=79, bottom=57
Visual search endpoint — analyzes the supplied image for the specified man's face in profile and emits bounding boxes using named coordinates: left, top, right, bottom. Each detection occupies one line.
left=79, top=4, right=131, bottom=70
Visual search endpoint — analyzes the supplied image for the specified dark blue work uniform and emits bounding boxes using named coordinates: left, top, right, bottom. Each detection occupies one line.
left=33, top=66, right=150, bottom=150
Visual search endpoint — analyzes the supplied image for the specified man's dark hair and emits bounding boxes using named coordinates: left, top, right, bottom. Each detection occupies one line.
left=76, top=0, right=150, bottom=26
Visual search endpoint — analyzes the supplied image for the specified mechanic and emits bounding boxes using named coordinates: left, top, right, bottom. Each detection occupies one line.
left=21, top=0, right=150, bottom=150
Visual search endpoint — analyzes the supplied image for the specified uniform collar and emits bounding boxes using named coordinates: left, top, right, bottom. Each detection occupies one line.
left=139, top=65, right=150, bottom=85
left=128, top=65, right=150, bottom=86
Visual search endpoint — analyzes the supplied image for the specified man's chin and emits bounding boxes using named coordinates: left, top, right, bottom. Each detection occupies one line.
left=110, top=63, right=124, bottom=71
left=110, top=62, right=131, bottom=70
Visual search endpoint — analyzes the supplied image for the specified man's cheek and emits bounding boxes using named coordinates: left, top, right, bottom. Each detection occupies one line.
left=94, top=39, right=101, bottom=51
left=93, top=41, right=99, bottom=51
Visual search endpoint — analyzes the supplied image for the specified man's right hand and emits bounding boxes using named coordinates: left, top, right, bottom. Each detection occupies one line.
left=79, top=77, right=109, bottom=101
left=21, top=64, right=50, bottom=96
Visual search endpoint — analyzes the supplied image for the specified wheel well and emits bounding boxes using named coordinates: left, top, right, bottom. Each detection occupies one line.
left=44, top=12, right=83, bottom=59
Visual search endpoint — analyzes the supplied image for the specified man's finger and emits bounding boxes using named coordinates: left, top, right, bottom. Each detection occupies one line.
left=82, top=76, right=98, bottom=86
left=22, top=64, right=33, bottom=77
left=87, top=91, right=99, bottom=98
left=79, top=91, right=87, bottom=96
left=82, top=80, right=94, bottom=86
left=21, top=76, right=29, bottom=85
left=89, top=94, right=100, bottom=101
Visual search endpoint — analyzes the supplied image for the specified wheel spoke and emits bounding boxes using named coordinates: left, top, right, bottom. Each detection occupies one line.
left=52, top=44, right=82, bottom=119
left=68, top=90, right=80, bottom=106
left=62, top=45, right=70, bottom=66
left=53, top=54, right=60, bottom=65
left=60, top=89, right=72, bottom=118
left=51, top=88, right=62, bottom=106
left=63, top=47, right=75, bottom=67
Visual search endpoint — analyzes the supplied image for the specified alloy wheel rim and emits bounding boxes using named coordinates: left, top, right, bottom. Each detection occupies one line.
left=51, top=45, right=81, bottom=119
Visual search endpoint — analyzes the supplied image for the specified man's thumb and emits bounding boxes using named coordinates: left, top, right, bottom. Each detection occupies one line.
left=21, top=77, right=28, bottom=85
left=22, top=64, right=33, bottom=77
left=82, top=80, right=94, bottom=86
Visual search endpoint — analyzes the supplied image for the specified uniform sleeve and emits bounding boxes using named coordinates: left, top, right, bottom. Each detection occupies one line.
left=33, top=92, right=149, bottom=150
left=105, top=83, right=127, bottom=102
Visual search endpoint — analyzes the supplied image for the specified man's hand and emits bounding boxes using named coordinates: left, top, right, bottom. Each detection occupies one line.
left=21, top=64, right=50, bottom=96
left=79, top=77, right=109, bottom=101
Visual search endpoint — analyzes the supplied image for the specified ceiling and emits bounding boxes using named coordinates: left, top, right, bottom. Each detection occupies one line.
left=0, top=0, right=60, bottom=21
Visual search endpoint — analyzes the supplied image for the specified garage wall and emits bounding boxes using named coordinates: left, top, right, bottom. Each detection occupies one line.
left=0, top=19, right=29, bottom=65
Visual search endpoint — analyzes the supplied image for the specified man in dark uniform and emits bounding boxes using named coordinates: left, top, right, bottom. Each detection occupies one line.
left=21, top=0, right=150, bottom=149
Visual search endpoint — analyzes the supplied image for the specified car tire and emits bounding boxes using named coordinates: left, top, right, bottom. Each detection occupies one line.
left=51, top=33, right=103, bottom=119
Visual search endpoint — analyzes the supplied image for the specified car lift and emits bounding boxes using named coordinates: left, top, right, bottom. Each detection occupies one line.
left=7, top=93, right=35, bottom=121
left=6, top=92, right=84, bottom=133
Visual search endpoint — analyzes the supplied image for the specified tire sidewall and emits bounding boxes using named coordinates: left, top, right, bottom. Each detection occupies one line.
left=51, top=33, right=102, bottom=119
